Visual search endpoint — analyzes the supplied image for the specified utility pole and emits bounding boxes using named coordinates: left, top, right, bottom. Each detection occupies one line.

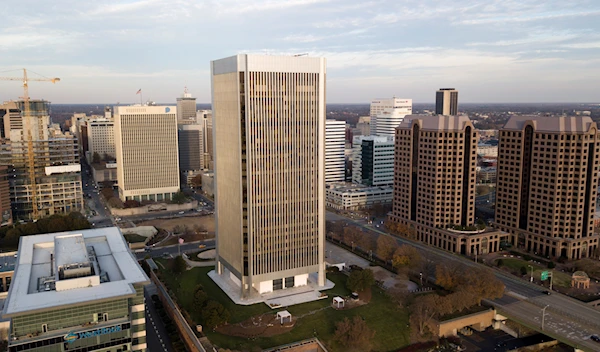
left=541, top=305, right=549, bottom=330
left=528, top=265, right=534, bottom=282
left=549, top=271, right=553, bottom=291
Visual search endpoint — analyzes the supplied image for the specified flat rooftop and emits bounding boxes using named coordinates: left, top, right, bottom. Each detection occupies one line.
left=3, top=227, right=149, bottom=317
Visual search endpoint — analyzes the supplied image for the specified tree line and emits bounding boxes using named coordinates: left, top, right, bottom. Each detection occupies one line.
left=0, top=213, right=91, bottom=248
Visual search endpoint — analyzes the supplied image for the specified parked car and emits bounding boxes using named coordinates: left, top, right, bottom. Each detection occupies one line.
left=591, top=335, right=600, bottom=343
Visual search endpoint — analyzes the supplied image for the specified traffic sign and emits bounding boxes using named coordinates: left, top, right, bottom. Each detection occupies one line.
left=541, top=271, right=549, bottom=281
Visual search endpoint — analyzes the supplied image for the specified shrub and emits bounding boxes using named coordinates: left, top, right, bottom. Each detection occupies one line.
left=520, top=266, right=527, bottom=275
left=497, top=259, right=504, bottom=267
left=547, top=261, right=556, bottom=269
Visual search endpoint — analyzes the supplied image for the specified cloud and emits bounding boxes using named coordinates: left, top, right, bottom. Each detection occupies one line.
left=562, top=41, right=600, bottom=49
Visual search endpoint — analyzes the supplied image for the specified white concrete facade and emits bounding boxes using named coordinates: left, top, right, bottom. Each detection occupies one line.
left=212, top=54, right=327, bottom=300
left=326, top=183, right=393, bottom=210
left=370, top=98, right=412, bottom=136
left=88, top=118, right=115, bottom=161
left=114, top=105, right=180, bottom=202
left=325, top=119, right=346, bottom=183
left=352, top=135, right=395, bottom=186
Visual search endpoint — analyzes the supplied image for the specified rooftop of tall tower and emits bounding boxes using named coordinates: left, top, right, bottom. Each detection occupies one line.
left=502, top=115, right=596, bottom=133
left=397, top=114, right=473, bottom=132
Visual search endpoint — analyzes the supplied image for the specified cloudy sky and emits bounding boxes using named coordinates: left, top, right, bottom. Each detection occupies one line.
left=1, top=0, right=599, bottom=104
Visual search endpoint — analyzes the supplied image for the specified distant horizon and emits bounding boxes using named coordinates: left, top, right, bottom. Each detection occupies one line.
left=46, top=102, right=600, bottom=106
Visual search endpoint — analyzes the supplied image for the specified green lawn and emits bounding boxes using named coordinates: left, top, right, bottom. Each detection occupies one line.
left=155, top=260, right=410, bottom=351
left=495, top=258, right=572, bottom=287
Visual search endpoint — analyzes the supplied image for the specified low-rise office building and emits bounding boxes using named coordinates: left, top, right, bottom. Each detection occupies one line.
left=3, top=228, right=149, bottom=351
left=326, top=183, right=393, bottom=210
left=477, top=167, right=497, bottom=184
left=91, top=162, right=118, bottom=187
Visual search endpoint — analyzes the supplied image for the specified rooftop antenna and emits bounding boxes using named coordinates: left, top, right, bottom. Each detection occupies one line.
left=294, top=53, right=308, bottom=57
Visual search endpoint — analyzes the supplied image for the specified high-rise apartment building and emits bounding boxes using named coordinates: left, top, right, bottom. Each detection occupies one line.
left=0, top=100, right=83, bottom=220
left=87, top=118, right=115, bottom=161
left=114, top=106, right=180, bottom=202
left=176, top=89, right=197, bottom=124
left=211, top=54, right=326, bottom=299
left=435, top=88, right=459, bottom=115
left=495, top=115, right=600, bottom=259
left=370, top=98, right=412, bottom=136
left=197, top=110, right=213, bottom=170
left=325, top=119, right=346, bottom=183
left=390, top=115, right=506, bottom=255
left=3, top=228, right=149, bottom=352
left=352, top=135, right=395, bottom=186
left=0, top=165, right=12, bottom=227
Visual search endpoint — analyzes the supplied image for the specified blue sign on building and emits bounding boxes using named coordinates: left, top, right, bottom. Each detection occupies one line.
left=64, top=325, right=122, bottom=343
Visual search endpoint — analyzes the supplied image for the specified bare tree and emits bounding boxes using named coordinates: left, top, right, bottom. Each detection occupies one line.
left=333, top=316, right=375, bottom=351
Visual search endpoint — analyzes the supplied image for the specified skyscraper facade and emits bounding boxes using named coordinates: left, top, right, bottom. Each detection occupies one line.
left=495, top=115, right=600, bottom=259
left=390, top=115, right=506, bottom=255
left=435, top=88, right=459, bottom=115
left=176, top=90, right=197, bottom=124
left=325, top=119, right=346, bottom=183
left=211, top=54, right=326, bottom=298
left=114, top=106, right=180, bottom=202
left=370, top=98, right=412, bottom=136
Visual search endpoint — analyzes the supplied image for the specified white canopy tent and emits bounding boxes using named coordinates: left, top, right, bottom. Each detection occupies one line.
left=276, top=310, right=292, bottom=324
left=333, top=296, right=345, bottom=308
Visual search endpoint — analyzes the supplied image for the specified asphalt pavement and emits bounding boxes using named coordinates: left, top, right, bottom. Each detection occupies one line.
left=145, top=284, right=173, bottom=352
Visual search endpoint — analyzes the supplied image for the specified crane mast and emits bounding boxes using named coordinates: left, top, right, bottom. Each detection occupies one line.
left=0, top=69, right=60, bottom=219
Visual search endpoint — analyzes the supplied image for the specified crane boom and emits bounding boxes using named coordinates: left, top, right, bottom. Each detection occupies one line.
left=0, top=69, right=60, bottom=219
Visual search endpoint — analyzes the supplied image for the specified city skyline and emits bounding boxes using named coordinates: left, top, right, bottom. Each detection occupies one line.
left=1, top=0, right=599, bottom=104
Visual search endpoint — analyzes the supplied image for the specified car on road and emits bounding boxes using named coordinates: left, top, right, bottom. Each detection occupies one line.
left=591, top=335, right=600, bottom=343
left=541, top=290, right=551, bottom=295
left=178, top=211, right=184, bottom=215
left=199, top=244, right=206, bottom=249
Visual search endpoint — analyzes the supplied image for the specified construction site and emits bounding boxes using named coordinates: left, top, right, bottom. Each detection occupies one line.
left=0, top=70, right=83, bottom=220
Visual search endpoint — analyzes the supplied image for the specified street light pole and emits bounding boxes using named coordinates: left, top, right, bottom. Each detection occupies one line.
left=541, top=305, right=550, bottom=330
left=528, top=265, right=534, bottom=283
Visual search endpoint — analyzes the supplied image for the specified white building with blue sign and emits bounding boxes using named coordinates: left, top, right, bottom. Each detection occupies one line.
left=114, top=105, right=181, bottom=202
left=2, top=227, right=149, bottom=351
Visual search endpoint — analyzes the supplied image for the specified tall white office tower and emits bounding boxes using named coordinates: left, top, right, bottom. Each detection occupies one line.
left=114, top=105, right=180, bottom=202
left=325, top=119, right=346, bottom=183
left=370, top=98, right=412, bottom=136
left=211, top=54, right=327, bottom=299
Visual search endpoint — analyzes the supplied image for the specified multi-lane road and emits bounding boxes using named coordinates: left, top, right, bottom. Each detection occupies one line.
left=330, top=212, right=600, bottom=351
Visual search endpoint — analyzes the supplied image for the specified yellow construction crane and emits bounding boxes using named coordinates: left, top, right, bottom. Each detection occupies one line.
left=0, top=69, right=60, bottom=219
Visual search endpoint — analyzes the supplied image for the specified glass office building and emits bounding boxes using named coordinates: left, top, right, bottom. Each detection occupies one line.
left=2, top=228, right=149, bottom=351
